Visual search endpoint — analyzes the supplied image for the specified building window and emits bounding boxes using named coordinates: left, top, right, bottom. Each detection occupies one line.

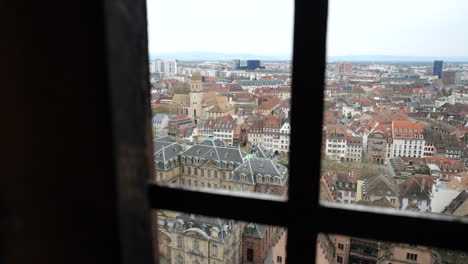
left=177, top=236, right=183, bottom=248
left=277, top=256, right=283, bottom=263
left=407, top=253, right=418, bottom=261
left=177, top=255, right=183, bottom=264
left=247, top=248, right=254, bottom=262
left=212, top=245, right=218, bottom=257
left=338, top=243, right=344, bottom=250
left=194, top=239, right=199, bottom=252
left=337, top=256, right=343, bottom=263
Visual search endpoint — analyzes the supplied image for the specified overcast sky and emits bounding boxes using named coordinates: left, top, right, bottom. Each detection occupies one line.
left=147, top=0, right=468, bottom=57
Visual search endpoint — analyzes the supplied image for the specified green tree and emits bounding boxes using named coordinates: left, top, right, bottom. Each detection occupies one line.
left=240, top=104, right=257, bottom=111
left=155, top=104, right=170, bottom=114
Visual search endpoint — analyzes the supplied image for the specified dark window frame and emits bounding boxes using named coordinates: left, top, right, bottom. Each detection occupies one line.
left=104, top=0, right=468, bottom=264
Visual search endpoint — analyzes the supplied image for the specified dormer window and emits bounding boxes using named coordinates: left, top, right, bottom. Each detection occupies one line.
left=240, top=173, right=247, bottom=182
left=257, top=174, right=263, bottom=183
left=265, top=175, right=271, bottom=183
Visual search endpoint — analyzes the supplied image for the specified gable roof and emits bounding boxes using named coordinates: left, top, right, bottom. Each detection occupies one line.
left=443, top=189, right=468, bottom=216
left=364, top=174, right=399, bottom=197
left=399, top=176, right=434, bottom=200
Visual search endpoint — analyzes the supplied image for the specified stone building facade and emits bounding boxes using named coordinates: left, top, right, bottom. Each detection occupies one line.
left=157, top=213, right=243, bottom=264
left=170, top=72, right=234, bottom=123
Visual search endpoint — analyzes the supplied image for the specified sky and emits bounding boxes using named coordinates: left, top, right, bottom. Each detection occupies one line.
left=146, top=0, right=468, bottom=57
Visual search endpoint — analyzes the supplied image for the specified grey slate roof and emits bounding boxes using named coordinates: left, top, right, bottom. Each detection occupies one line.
left=250, top=144, right=274, bottom=159
left=231, top=157, right=288, bottom=186
left=180, top=137, right=247, bottom=164
left=152, top=113, right=168, bottom=125
left=154, top=137, right=183, bottom=171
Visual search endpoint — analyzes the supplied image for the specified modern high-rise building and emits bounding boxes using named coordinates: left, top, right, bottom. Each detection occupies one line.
left=149, top=61, right=156, bottom=73
left=154, top=59, right=178, bottom=76
left=433, top=60, right=443, bottom=79
left=163, top=60, right=178, bottom=76
left=232, top=59, right=241, bottom=70
left=246, top=60, right=261, bottom=70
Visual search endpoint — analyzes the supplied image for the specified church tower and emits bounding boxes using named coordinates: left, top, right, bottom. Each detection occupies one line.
left=189, top=72, right=204, bottom=122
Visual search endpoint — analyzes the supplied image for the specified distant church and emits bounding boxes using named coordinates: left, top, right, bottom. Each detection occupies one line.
left=169, top=72, right=234, bottom=122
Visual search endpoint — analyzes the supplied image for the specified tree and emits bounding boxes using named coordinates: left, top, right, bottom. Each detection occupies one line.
left=241, top=104, right=257, bottom=112
left=155, top=104, right=170, bottom=114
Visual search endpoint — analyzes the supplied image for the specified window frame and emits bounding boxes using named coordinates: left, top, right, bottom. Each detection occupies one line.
left=105, top=0, right=468, bottom=263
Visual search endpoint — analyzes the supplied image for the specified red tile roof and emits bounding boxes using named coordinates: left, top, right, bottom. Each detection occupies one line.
left=392, top=120, right=425, bottom=140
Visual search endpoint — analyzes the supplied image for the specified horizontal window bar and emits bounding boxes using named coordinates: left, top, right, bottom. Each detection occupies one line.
left=148, top=183, right=289, bottom=227
left=318, top=202, right=468, bottom=251
left=149, top=184, right=468, bottom=251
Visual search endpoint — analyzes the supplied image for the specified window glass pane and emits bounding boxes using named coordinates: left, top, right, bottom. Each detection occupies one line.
left=152, top=210, right=287, bottom=264
left=316, top=233, right=468, bottom=264
left=147, top=0, right=294, bottom=200
left=320, top=0, right=468, bottom=218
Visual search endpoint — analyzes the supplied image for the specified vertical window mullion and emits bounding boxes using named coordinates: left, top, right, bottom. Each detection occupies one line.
left=286, top=0, right=328, bottom=263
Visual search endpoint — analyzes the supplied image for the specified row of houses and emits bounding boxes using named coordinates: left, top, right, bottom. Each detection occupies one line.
left=325, top=119, right=468, bottom=167
left=321, top=169, right=468, bottom=215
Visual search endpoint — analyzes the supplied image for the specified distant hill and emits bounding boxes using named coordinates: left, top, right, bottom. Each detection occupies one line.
left=149, top=51, right=292, bottom=61
left=327, top=55, right=468, bottom=62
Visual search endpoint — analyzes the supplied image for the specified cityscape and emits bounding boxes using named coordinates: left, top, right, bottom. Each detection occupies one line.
left=149, top=57, right=468, bottom=264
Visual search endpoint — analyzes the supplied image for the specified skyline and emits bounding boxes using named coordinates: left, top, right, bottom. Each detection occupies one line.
left=147, top=0, right=468, bottom=57
left=149, top=51, right=468, bottom=62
